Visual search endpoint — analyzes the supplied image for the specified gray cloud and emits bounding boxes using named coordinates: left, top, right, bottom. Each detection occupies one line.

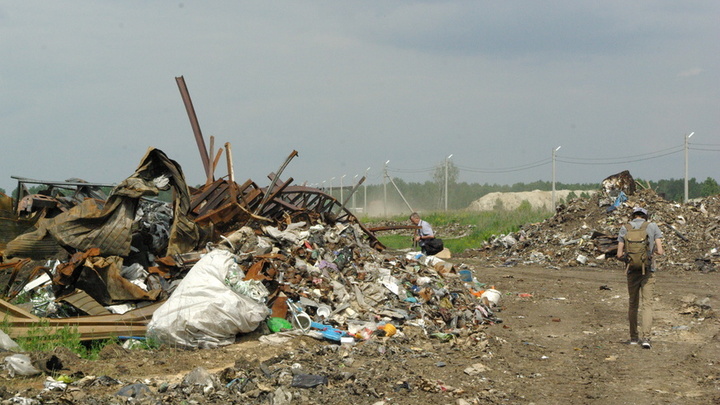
left=0, top=1, right=718, bottom=195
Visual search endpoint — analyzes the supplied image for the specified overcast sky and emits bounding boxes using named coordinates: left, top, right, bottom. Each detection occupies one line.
left=1, top=1, right=718, bottom=194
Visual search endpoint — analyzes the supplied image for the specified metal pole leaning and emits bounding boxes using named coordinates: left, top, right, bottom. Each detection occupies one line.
left=387, top=175, right=414, bottom=214
left=339, top=175, right=365, bottom=213
left=175, top=76, right=210, bottom=178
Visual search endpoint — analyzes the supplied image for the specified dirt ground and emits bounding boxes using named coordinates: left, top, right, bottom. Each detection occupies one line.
left=2, top=260, right=718, bottom=405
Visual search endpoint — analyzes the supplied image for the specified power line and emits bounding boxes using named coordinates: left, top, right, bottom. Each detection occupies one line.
left=355, top=141, right=709, bottom=184
left=691, top=142, right=720, bottom=146
left=457, top=158, right=551, bottom=174
left=690, top=147, right=720, bottom=152
left=557, top=148, right=683, bottom=165
left=557, top=145, right=684, bottom=162
left=388, top=166, right=435, bottom=174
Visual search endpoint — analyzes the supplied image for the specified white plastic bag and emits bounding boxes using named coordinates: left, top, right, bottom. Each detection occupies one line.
left=0, top=330, right=21, bottom=352
left=4, top=354, right=41, bottom=377
left=147, top=249, right=269, bottom=349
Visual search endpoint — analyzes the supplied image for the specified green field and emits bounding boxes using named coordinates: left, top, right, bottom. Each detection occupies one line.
left=370, top=201, right=552, bottom=252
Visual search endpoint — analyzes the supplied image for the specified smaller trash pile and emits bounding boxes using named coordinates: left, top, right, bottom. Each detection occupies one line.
left=146, top=220, right=501, bottom=349
left=473, top=181, right=720, bottom=272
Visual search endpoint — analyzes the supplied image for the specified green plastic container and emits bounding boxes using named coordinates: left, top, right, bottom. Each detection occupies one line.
left=267, top=317, right=293, bottom=333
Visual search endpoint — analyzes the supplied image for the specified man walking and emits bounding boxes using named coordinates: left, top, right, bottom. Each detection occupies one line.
left=616, top=206, right=664, bottom=349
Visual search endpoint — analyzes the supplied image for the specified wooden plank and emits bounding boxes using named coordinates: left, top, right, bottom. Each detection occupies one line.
left=0, top=298, right=162, bottom=340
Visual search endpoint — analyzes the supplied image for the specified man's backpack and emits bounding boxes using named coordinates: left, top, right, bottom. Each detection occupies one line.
left=424, top=238, right=444, bottom=256
left=625, top=221, right=650, bottom=273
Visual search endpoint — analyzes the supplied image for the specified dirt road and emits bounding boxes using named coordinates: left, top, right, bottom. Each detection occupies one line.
left=466, top=263, right=719, bottom=405
left=4, top=263, right=718, bottom=404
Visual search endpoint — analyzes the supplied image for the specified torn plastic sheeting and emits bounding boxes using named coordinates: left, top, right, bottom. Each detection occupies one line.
left=146, top=249, right=270, bottom=349
left=5, top=148, right=201, bottom=259
left=262, top=225, right=302, bottom=246
left=4, top=354, right=42, bottom=377
left=0, top=330, right=21, bottom=352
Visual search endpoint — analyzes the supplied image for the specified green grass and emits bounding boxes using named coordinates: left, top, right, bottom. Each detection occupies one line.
left=0, top=316, right=118, bottom=359
left=374, top=201, right=552, bottom=252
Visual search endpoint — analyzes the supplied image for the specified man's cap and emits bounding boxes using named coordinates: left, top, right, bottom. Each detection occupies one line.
left=632, top=206, right=648, bottom=216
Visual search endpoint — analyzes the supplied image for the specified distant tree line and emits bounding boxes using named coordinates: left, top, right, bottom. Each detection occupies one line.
left=638, top=177, right=720, bottom=202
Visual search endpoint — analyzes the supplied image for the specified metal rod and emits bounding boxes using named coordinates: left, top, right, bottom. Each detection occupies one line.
left=207, top=148, right=223, bottom=186
left=208, top=135, right=215, bottom=175
left=175, top=76, right=210, bottom=178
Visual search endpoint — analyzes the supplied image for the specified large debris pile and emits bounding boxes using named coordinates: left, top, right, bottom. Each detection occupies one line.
left=0, top=147, right=500, bottom=351
left=472, top=186, right=720, bottom=272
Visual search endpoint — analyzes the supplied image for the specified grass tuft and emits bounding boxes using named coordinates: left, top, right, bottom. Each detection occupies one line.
left=0, top=315, right=119, bottom=359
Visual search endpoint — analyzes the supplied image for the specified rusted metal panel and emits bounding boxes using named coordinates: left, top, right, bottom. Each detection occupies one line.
left=10, top=176, right=113, bottom=216
left=253, top=150, right=298, bottom=215
left=190, top=179, right=226, bottom=213
left=58, top=289, right=110, bottom=316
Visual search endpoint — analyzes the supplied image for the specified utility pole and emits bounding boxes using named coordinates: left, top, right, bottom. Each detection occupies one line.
left=552, top=146, right=561, bottom=210
left=383, top=160, right=389, bottom=217
left=444, top=154, right=453, bottom=211
left=684, top=132, right=694, bottom=203
left=363, top=167, right=370, bottom=215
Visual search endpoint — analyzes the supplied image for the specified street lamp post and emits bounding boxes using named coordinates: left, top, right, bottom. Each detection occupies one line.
left=552, top=146, right=561, bottom=210
left=340, top=174, right=346, bottom=205
left=684, top=132, right=695, bottom=203
left=444, top=154, right=453, bottom=211
left=329, top=177, right=335, bottom=199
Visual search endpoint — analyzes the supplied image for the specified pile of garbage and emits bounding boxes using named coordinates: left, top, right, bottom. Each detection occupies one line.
left=0, top=147, right=501, bottom=353
left=472, top=174, right=720, bottom=272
